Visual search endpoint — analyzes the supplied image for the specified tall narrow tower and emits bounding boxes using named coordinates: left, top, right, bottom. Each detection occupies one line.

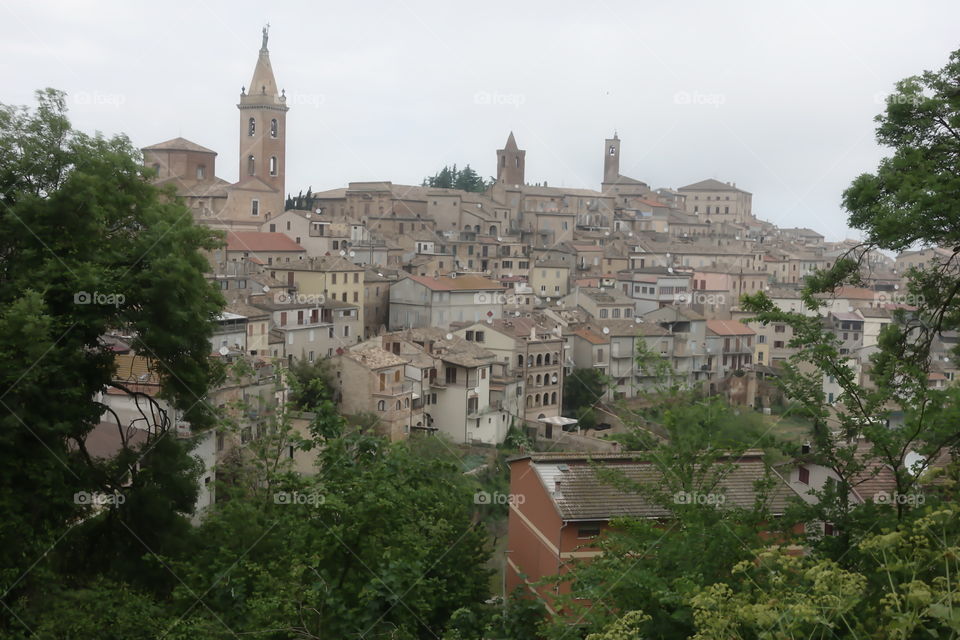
left=496, top=131, right=526, bottom=186
left=603, top=133, right=620, bottom=184
left=236, top=25, right=288, bottom=213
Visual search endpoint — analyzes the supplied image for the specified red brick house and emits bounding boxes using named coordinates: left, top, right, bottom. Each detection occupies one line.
left=505, top=450, right=801, bottom=611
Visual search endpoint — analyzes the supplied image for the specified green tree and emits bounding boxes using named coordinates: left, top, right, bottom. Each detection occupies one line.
left=422, top=164, right=489, bottom=192
left=0, top=89, right=224, bottom=624
left=740, top=49, right=960, bottom=559
left=563, top=367, right=612, bottom=430
left=169, top=429, right=492, bottom=638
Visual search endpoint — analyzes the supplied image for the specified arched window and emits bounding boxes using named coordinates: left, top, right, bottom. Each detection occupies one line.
left=475, top=225, right=481, bottom=233
left=396, top=400, right=402, bottom=410
left=489, top=225, right=496, bottom=236
left=536, top=374, right=541, bottom=386
left=527, top=355, right=534, bottom=367
left=270, top=118, right=278, bottom=138
left=526, top=395, right=532, bottom=408
left=515, top=157, right=520, bottom=168
left=517, top=354, right=524, bottom=368
left=555, top=352, right=561, bottom=364
left=534, top=393, right=541, bottom=406
left=269, top=156, right=278, bottom=176
left=527, top=375, right=533, bottom=386
left=536, top=354, right=543, bottom=366
left=377, top=400, right=385, bottom=411
left=404, top=398, right=409, bottom=408
left=247, top=155, right=255, bottom=176
left=551, top=392, right=557, bottom=405
left=248, top=117, right=256, bottom=136
left=544, top=353, right=551, bottom=365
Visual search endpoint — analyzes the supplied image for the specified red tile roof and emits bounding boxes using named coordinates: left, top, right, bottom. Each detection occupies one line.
left=706, top=319, right=756, bottom=336
left=226, top=231, right=305, bottom=253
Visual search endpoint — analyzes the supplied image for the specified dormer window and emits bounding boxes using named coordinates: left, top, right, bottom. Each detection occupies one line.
left=270, top=118, right=278, bottom=138
left=248, top=117, right=256, bottom=136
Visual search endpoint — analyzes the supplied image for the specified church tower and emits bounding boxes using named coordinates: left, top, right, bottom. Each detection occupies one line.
left=603, top=133, right=620, bottom=184
left=496, top=131, right=526, bottom=186
left=234, top=25, right=288, bottom=219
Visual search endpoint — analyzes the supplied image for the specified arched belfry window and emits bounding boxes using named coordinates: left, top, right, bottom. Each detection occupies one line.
left=270, top=119, right=278, bottom=138
left=248, top=118, right=256, bottom=136
left=247, top=155, right=255, bottom=176
left=269, top=156, right=277, bottom=176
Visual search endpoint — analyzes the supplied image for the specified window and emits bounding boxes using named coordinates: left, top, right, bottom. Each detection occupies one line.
left=248, top=117, right=256, bottom=136
left=445, top=367, right=457, bottom=384
left=774, top=340, right=785, bottom=348
left=758, top=335, right=766, bottom=344
left=577, top=526, right=601, bottom=538
left=377, top=400, right=386, bottom=411
left=466, top=330, right=475, bottom=341
left=798, top=466, right=810, bottom=485
left=247, top=155, right=255, bottom=175
left=251, top=199, right=259, bottom=216
left=196, top=165, right=205, bottom=180
left=599, top=309, right=608, bottom=318
left=379, top=373, right=386, bottom=391
left=353, top=272, right=359, bottom=283
left=269, top=156, right=278, bottom=176
left=270, top=118, right=278, bottom=137
left=332, top=273, right=337, bottom=284
left=774, top=324, right=785, bottom=333
left=343, top=325, right=350, bottom=337
left=481, top=368, right=487, bottom=380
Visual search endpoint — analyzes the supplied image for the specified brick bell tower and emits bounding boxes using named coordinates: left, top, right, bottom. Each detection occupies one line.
left=236, top=25, right=288, bottom=217
left=603, top=132, right=620, bottom=184
left=496, top=131, right=526, bottom=186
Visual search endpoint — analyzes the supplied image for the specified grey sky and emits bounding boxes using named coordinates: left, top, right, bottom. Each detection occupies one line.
left=3, top=0, right=958, bottom=241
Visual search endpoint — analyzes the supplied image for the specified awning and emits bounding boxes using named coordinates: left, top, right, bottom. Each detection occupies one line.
left=538, top=416, right=579, bottom=426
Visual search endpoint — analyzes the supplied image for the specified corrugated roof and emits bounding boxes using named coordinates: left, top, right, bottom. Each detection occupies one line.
left=405, top=274, right=503, bottom=292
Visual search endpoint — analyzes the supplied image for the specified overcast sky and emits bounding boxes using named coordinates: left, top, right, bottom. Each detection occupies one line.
left=3, top=1, right=958, bottom=241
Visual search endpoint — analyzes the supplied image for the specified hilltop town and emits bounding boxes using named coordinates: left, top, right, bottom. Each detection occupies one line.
left=135, top=31, right=951, bottom=457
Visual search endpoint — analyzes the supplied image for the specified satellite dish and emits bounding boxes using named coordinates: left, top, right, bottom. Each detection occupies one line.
left=339, top=250, right=346, bottom=256
left=894, top=284, right=900, bottom=290
left=602, top=327, right=610, bottom=335
left=545, top=297, right=551, bottom=302
left=497, top=237, right=503, bottom=242
left=377, top=272, right=383, bottom=277
left=667, top=267, right=674, bottom=273
left=628, top=231, right=633, bottom=236
left=486, top=318, right=493, bottom=324
left=445, top=333, right=454, bottom=340
left=315, top=208, right=322, bottom=214
left=349, top=251, right=356, bottom=257
left=262, top=285, right=270, bottom=293
left=604, top=231, right=610, bottom=236
left=450, top=272, right=457, bottom=279
left=634, top=317, right=642, bottom=323
left=515, top=311, right=521, bottom=317
left=218, top=346, right=229, bottom=356
left=305, top=213, right=311, bottom=219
